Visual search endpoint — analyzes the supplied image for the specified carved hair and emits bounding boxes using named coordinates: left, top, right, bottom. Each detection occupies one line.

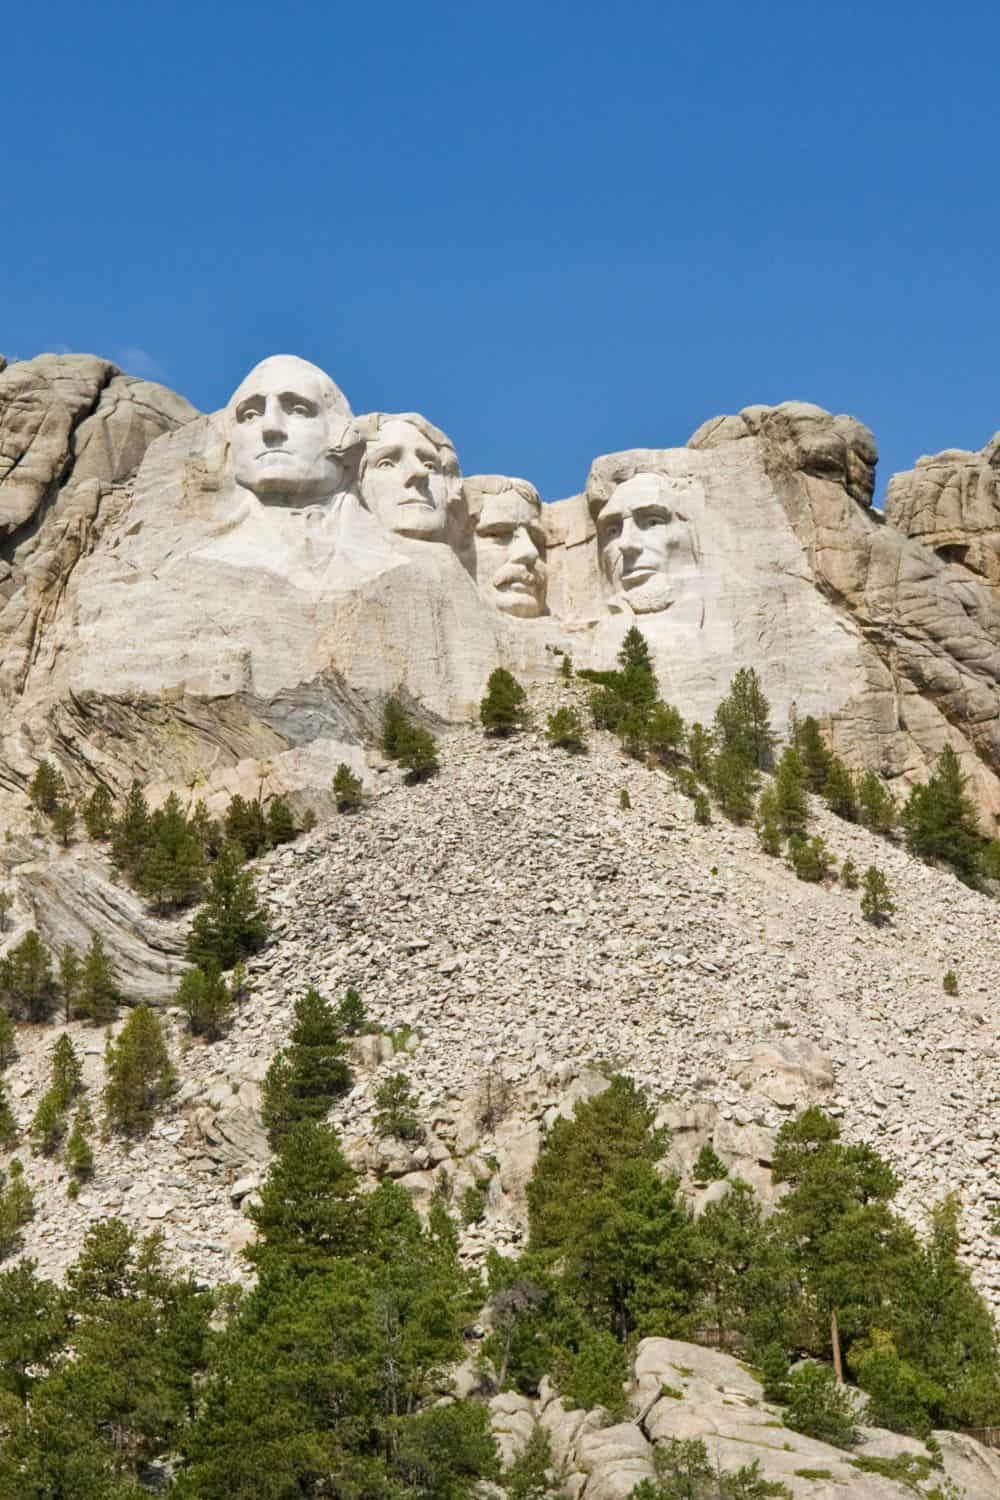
left=463, top=474, right=541, bottom=525
left=355, top=411, right=460, bottom=479
left=586, top=457, right=697, bottom=525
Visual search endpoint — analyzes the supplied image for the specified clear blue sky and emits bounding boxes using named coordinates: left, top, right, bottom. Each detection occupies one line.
left=4, top=0, right=997, bottom=501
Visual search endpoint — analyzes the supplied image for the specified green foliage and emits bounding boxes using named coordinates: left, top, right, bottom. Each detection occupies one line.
left=175, top=961, right=234, bottom=1040
left=0, top=1080, right=17, bottom=1150
left=333, top=761, right=366, bottom=811
left=632, top=1437, right=792, bottom=1499
left=942, top=969, right=958, bottom=995
left=713, top=667, right=775, bottom=771
left=461, top=1185, right=487, bottom=1226
left=505, top=1423, right=558, bottom=1500
left=560, top=652, right=573, bottom=680
left=782, top=1363, right=859, bottom=1449
left=0, top=887, right=11, bottom=932
left=246, top=1118, right=361, bottom=1279
left=31, top=1086, right=66, bottom=1158
left=0, top=1160, right=34, bottom=1259
left=141, top=790, right=206, bottom=909
left=793, top=716, right=832, bottom=794
left=374, top=1071, right=423, bottom=1141
left=848, top=1329, right=940, bottom=1438
left=28, top=758, right=66, bottom=816
left=861, top=864, right=895, bottom=923
left=75, top=931, right=121, bottom=1025
left=980, top=838, right=1000, bottom=880
left=103, top=1005, right=176, bottom=1136
left=712, top=746, right=757, bottom=823
left=902, top=744, right=982, bottom=880
left=261, top=987, right=352, bottom=1149
left=687, top=723, right=715, bottom=781
left=693, top=791, right=711, bottom=826
left=383, top=696, right=441, bottom=779
left=50, top=1032, right=84, bottom=1109
left=480, top=667, right=530, bottom=735
left=788, top=834, right=833, bottom=883
left=646, top=701, right=686, bottom=764
left=822, top=755, right=858, bottom=822
left=224, top=793, right=269, bottom=859
left=619, top=787, right=632, bottom=811
left=772, top=749, right=809, bottom=836
left=59, top=942, right=81, bottom=1022
left=0, top=1009, right=15, bottom=1068
left=693, top=1141, right=728, bottom=1183
left=267, top=795, right=296, bottom=847
left=0, top=928, right=58, bottom=1022
left=546, top=705, right=587, bottom=751
left=858, top=770, right=897, bottom=835
left=396, top=1399, right=500, bottom=1500
left=693, top=1179, right=769, bottom=1351
left=0, top=1258, right=67, bottom=1400
left=50, top=799, right=77, bottom=846
left=335, top=986, right=368, bottom=1034
left=849, top=1452, right=937, bottom=1492
left=756, top=798, right=783, bottom=856
left=81, top=781, right=115, bottom=840
left=186, top=841, right=269, bottom=970
left=111, top=779, right=152, bottom=878
left=839, top=857, right=858, bottom=889
left=66, top=1103, right=96, bottom=1183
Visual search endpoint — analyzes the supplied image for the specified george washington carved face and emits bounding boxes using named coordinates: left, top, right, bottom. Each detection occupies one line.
left=227, top=355, right=350, bottom=505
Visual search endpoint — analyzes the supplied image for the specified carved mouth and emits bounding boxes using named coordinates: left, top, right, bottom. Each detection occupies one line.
left=621, top=568, right=659, bottom=586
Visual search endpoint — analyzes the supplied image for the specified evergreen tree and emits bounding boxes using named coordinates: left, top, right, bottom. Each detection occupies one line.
left=261, top=988, right=352, bottom=1148
left=902, top=744, right=982, bottom=879
left=186, top=841, right=269, bottom=971
left=188, top=797, right=223, bottom=859
left=335, top=986, right=367, bottom=1034
left=712, top=745, right=757, bottom=823
left=646, top=701, right=685, bottom=764
left=374, top=1071, right=422, bottom=1141
left=246, top=1118, right=362, bottom=1278
left=479, top=667, right=529, bottom=735
left=141, top=791, right=205, bottom=910
left=224, top=794, right=269, bottom=858
left=687, top=722, right=715, bottom=781
left=693, top=791, right=711, bottom=825
left=333, top=762, right=366, bottom=810
left=59, top=943, right=81, bottom=1023
left=840, top=857, right=859, bottom=889
left=0, top=1080, right=18, bottom=1149
left=0, top=887, right=11, bottom=932
left=0, top=1008, right=16, bottom=1068
left=397, top=721, right=440, bottom=780
left=76, top=932, right=120, bottom=1025
left=28, top=759, right=65, bottom=816
left=546, top=706, right=587, bottom=751
left=103, top=1005, right=176, bottom=1135
left=560, top=652, right=573, bottom=680
left=51, top=1033, right=84, bottom=1108
left=267, top=795, right=296, bottom=847
left=773, top=748, right=809, bottom=836
left=175, top=962, right=233, bottom=1041
left=713, top=667, right=775, bottom=770
left=822, top=754, right=858, bottom=821
left=617, top=626, right=658, bottom=705
left=381, top=695, right=410, bottom=758
left=617, top=703, right=650, bottom=759
left=0, top=930, right=58, bottom=1022
left=858, top=770, right=897, bottom=835
left=30, top=1088, right=66, bottom=1157
left=0, top=1258, right=67, bottom=1401
left=0, top=1160, right=34, bottom=1258
left=794, top=715, right=832, bottom=793
left=788, top=834, right=834, bottom=883
left=111, top=779, right=151, bottom=877
left=755, top=788, right=783, bottom=855
left=66, top=1102, right=95, bottom=1183
left=50, top=800, right=76, bottom=847
left=861, top=864, right=895, bottom=924
left=81, top=782, right=115, bottom=840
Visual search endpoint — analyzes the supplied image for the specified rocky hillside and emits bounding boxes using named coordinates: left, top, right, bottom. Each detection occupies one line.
left=3, top=678, right=998, bottom=1308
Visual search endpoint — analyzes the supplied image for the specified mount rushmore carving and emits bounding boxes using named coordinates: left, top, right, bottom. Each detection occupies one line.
left=1, top=348, right=999, bottom=834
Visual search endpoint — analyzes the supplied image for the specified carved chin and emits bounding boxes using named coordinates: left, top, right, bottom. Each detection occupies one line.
left=490, top=586, right=543, bottom=618
left=618, top=575, right=672, bottom=613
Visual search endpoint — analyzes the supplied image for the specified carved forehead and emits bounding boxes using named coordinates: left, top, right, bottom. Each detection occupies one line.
left=227, top=355, right=349, bottom=417
left=360, top=411, right=460, bottom=474
left=465, top=474, right=541, bottom=525
left=477, top=492, right=543, bottom=530
left=600, top=472, right=675, bottom=517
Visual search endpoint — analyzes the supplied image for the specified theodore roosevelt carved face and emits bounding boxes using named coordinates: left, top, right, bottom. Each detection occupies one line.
left=227, top=355, right=350, bottom=505
left=358, top=414, right=460, bottom=542
left=466, top=475, right=547, bottom=617
left=591, top=471, right=698, bottom=613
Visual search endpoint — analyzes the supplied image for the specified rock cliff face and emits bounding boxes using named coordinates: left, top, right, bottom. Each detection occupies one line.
left=885, top=431, right=1000, bottom=596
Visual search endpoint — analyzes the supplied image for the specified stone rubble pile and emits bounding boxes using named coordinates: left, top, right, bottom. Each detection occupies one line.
left=1, top=679, right=998, bottom=1307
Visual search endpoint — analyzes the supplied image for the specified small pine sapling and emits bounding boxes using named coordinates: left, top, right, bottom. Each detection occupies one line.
left=860, top=865, right=895, bottom=925
left=332, top=763, right=366, bottom=811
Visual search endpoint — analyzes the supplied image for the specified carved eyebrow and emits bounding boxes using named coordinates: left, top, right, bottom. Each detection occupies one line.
left=235, top=395, right=265, bottom=418
left=279, top=391, right=319, bottom=412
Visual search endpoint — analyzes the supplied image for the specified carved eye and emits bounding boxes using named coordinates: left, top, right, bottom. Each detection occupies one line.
left=638, top=509, right=670, bottom=529
left=601, top=519, right=622, bottom=541
left=376, top=457, right=397, bottom=469
left=291, top=403, right=312, bottom=416
left=237, top=408, right=260, bottom=424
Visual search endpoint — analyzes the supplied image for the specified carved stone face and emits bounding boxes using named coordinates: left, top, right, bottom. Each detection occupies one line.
left=596, top=472, right=697, bottom=613
left=228, top=356, right=345, bottom=505
left=361, top=419, right=453, bottom=540
left=474, top=490, right=547, bottom=617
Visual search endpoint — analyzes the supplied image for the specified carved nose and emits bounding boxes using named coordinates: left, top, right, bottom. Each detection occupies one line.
left=510, top=528, right=539, bottom=564
left=262, top=400, right=287, bottom=444
left=403, top=463, right=430, bottom=491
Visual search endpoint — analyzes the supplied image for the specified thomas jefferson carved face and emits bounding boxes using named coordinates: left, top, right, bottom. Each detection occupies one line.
left=595, top=472, right=697, bottom=613
left=228, top=356, right=348, bottom=505
left=472, top=485, right=546, bottom=617
left=360, top=418, right=456, bottom=541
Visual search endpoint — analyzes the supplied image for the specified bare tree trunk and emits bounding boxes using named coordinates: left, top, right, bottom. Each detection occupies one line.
left=831, top=1309, right=844, bottom=1384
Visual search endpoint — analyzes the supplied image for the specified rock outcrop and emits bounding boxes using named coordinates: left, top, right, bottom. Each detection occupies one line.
left=885, top=431, right=1000, bottom=597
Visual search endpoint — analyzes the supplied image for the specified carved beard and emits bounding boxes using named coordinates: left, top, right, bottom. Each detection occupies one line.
left=612, top=572, right=673, bottom=613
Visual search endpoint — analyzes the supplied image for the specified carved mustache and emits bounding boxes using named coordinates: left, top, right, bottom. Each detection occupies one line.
left=494, top=562, right=546, bottom=588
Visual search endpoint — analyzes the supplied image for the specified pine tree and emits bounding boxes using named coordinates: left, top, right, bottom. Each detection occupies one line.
left=66, top=1102, right=95, bottom=1183
left=261, top=988, right=352, bottom=1148
left=0, top=1160, right=34, bottom=1257
left=0, top=887, right=11, bottom=932
left=794, top=715, right=832, bottom=793
left=693, top=791, right=711, bottom=825
left=245, top=1119, right=361, bottom=1277
left=858, top=771, right=897, bottom=835
left=397, top=721, right=440, bottom=780
left=81, top=783, right=115, bottom=840
left=59, top=944, right=81, bottom=1024
left=788, top=834, right=834, bottom=883
left=103, top=1005, right=176, bottom=1135
left=50, top=1033, right=84, bottom=1109
left=30, top=1089, right=67, bottom=1157
left=28, top=759, right=65, bottom=816
left=224, top=795, right=269, bottom=858
left=840, top=858, right=859, bottom=889
left=756, top=788, right=783, bottom=855
left=374, top=1072, right=422, bottom=1141
left=902, top=745, right=982, bottom=879
left=713, top=667, right=775, bottom=770
left=479, top=668, right=529, bottom=735
left=823, top=755, right=858, bottom=822
left=617, top=626, right=658, bottom=706
left=0, top=1010, right=14, bottom=1069
left=773, top=748, right=809, bottom=836
left=111, top=780, right=151, bottom=877
left=0, top=930, right=58, bottom=1023
left=617, top=703, right=649, bottom=760
left=75, top=933, right=120, bottom=1026
left=335, top=986, right=367, bottom=1034
left=50, top=801, right=76, bottom=847
left=546, top=706, right=587, bottom=751
left=646, top=701, right=685, bottom=764
left=0, top=1080, right=18, bottom=1149
left=712, top=745, right=758, bottom=823
left=266, top=796, right=296, bottom=847
left=381, top=695, right=410, bottom=758
left=333, top=762, right=366, bottom=811
left=560, top=653, right=573, bottom=680
left=861, top=865, right=895, bottom=924
left=141, top=791, right=205, bottom=910
left=175, top=962, right=233, bottom=1041
left=186, top=842, right=269, bottom=971
left=687, top=722, right=715, bottom=781
left=189, top=798, right=223, bottom=859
